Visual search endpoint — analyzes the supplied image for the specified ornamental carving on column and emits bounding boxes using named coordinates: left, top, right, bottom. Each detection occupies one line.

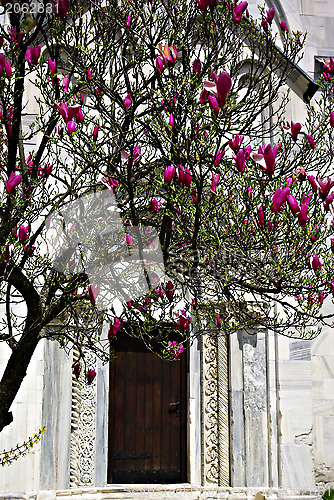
left=70, top=348, right=97, bottom=487
left=202, top=332, right=219, bottom=484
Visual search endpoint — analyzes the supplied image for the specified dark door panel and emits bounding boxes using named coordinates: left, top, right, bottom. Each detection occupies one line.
left=108, top=334, right=187, bottom=484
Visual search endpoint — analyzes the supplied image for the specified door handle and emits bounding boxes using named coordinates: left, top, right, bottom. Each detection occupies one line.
left=168, top=401, right=180, bottom=414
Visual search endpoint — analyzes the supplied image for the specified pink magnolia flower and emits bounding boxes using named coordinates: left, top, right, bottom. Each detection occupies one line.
left=5, top=172, right=22, bottom=193
left=306, top=135, right=315, bottom=148
left=96, top=87, right=103, bottom=100
left=156, top=57, right=164, bottom=73
left=331, top=238, right=334, bottom=253
left=126, top=234, right=134, bottom=246
left=165, top=281, right=174, bottom=302
left=7, top=25, right=23, bottom=46
left=330, top=112, right=334, bottom=127
left=318, top=177, right=334, bottom=200
left=290, top=121, right=302, bottom=141
left=86, top=369, right=96, bottom=384
left=196, top=0, right=216, bottom=13
left=73, top=364, right=81, bottom=380
left=204, top=71, right=232, bottom=107
left=173, top=309, right=191, bottom=331
left=178, top=165, right=192, bottom=188
left=318, top=293, right=327, bottom=306
left=53, top=0, right=70, bottom=19
left=287, top=194, right=300, bottom=214
left=235, top=149, right=245, bottom=173
left=48, top=58, right=56, bottom=76
left=243, top=145, right=252, bottom=160
left=62, top=75, right=70, bottom=93
left=157, top=43, right=178, bottom=66
left=211, top=172, right=220, bottom=192
left=124, top=93, right=132, bottom=109
left=257, top=207, right=265, bottom=227
left=308, top=175, right=318, bottom=192
left=56, top=102, right=80, bottom=123
left=229, top=134, right=244, bottom=151
left=192, top=58, right=201, bottom=76
left=102, top=175, right=118, bottom=193
left=76, top=107, right=84, bottom=123
left=232, top=1, right=248, bottom=25
left=132, top=145, right=141, bottom=165
left=126, top=13, right=131, bottom=28
left=150, top=198, right=161, bottom=213
left=266, top=221, right=273, bottom=232
left=66, top=120, right=76, bottom=135
left=169, top=113, right=175, bottom=129
left=323, top=57, right=334, bottom=75
left=208, top=94, right=220, bottom=117
left=324, top=192, right=334, bottom=211
left=280, top=20, right=288, bottom=33
left=264, top=7, right=275, bottom=25
left=311, top=255, right=321, bottom=274
left=200, top=89, right=207, bottom=104
left=87, top=67, right=92, bottom=81
left=296, top=167, right=306, bottom=181
left=217, top=314, right=221, bottom=327
left=37, top=163, right=52, bottom=178
left=164, top=165, right=175, bottom=184
left=253, top=143, right=278, bottom=176
left=272, top=187, right=290, bottom=212
left=23, top=244, right=35, bottom=256
left=214, top=149, right=225, bottom=166
left=108, top=318, right=121, bottom=339
left=301, top=193, right=312, bottom=205
left=93, top=124, right=99, bottom=142
left=88, top=284, right=100, bottom=305
left=298, top=204, right=308, bottom=227
left=310, top=225, right=319, bottom=243
left=5, top=60, right=12, bottom=78
left=167, top=340, right=184, bottom=359
left=18, top=225, right=29, bottom=243
left=25, top=45, right=41, bottom=65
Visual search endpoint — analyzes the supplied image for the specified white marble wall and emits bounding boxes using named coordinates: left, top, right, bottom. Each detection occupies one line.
left=229, top=324, right=334, bottom=490
left=230, top=330, right=273, bottom=488
left=0, top=341, right=44, bottom=491
left=0, top=338, right=73, bottom=493
left=277, top=336, right=315, bottom=488
left=39, top=338, right=72, bottom=490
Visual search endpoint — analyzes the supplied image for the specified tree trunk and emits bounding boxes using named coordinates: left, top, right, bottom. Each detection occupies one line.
left=0, top=327, right=41, bottom=433
left=0, top=264, right=43, bottom=433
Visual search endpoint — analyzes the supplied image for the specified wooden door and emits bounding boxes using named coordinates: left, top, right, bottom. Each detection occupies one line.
left=108, top=335, right=187, bottom=484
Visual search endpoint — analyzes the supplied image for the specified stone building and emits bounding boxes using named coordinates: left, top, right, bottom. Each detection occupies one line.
left=1, top=0, right=334, bottom=498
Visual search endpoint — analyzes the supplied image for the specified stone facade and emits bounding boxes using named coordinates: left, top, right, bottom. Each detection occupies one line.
left=1, top=0, right=334, bottom=497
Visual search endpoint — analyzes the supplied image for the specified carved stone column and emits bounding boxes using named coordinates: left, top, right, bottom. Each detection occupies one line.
left=201, top=331, right=230, bottom=487
left=202, top=332, right=219, bottom=485
left=69, top=349, right=97, bottom=487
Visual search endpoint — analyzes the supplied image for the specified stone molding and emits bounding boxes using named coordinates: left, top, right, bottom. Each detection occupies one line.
left=69, top=350, right=97, bottom=487
left=7, top=486, right=324, bottom=500
left=69, top=346, right=80, bottom=487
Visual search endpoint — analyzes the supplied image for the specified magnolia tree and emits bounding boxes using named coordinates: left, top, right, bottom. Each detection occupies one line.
left=0, top=0, right=334, bottom=432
